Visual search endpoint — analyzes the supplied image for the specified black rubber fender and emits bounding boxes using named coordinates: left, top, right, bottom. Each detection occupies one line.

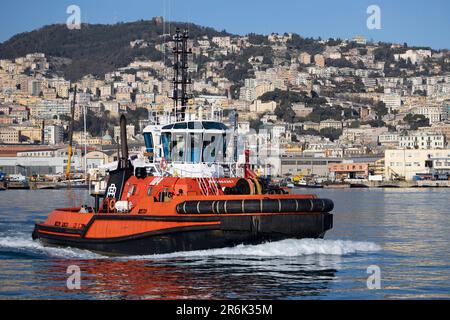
left=177, top=198, right=334, bottom=215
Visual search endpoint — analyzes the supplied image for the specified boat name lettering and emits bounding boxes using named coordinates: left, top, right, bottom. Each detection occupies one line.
left=218, top=180, right=234, bottom=184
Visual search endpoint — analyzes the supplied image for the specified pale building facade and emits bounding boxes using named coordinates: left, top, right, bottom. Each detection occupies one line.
left=384, top=149, right=450, bottom=180
left=399, top=132, right=446, bottom=149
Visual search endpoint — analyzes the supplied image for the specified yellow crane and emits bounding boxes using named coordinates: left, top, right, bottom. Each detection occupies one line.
left=65, top=85, right=77, bottom=180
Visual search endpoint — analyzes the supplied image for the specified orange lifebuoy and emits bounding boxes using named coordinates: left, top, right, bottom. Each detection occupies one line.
left=108, top=198, right=116, bottom=212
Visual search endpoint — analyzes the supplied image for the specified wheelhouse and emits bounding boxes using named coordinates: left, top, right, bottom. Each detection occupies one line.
left=144, top=121, right=230, bottom=165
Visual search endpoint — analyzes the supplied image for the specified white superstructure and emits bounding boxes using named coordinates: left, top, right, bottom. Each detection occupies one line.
left=139, top=107, right=238, bottom=178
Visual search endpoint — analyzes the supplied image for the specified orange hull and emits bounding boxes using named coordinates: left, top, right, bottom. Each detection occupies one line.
left=33, top=176, right=334, bottom=256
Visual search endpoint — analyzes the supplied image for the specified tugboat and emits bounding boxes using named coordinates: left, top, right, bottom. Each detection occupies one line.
left=32, top=30, right=334, bottom=256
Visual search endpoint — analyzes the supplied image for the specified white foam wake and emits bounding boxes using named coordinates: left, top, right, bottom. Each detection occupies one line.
left=0, top=234, right=381, bottom=260
left=0, top=234, right=103, bottom=259
left=133, top=239, right=382, bottom=260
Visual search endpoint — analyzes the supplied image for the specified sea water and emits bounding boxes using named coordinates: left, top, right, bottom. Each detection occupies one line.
left=0, top=189, right=448, bottom=299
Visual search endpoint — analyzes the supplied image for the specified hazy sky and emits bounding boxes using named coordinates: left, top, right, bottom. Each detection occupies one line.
left=0, top=0, right=449, bottom=49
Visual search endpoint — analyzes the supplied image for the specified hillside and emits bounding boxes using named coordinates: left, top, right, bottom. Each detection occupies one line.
left=0, top=18, right=229, bottom=81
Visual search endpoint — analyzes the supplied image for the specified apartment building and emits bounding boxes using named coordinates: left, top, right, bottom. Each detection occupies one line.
left=0, top=127, right=20, bottom=144
left=12, top=126, right=42, bottom=143
left=399, top=132, right=446, bottom=149
left=382, top=93, right=402, bottom=111
left=299, top=52, right=311, bottom=65
left=211, top=36, right=231, bottom=48
left=30, top=100, right=71, bottom=119
left=114, top=125, right=135, bottom=143
left=394, top=49, right=432, bottom=65
left=319, top=120, right=343, bottom=131
left=249, top=100, right=277, bottom=114
left=44, top=125, right=64, bottom=145
left=292, top=104, right=313, bottom=118
left=314, top=54, right=326, bottom=67
left=418, top=122, right=450, bottom=142
left=352, top=35, right=367, bottom=45
left=379, top=133, right=400, bottom=147
left=342, top=127, right=388, bottom=145
left=412, top=105, right=447, bottom=124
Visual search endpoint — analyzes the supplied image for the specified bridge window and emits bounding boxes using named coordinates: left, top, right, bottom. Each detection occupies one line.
left=188, top=122, right=203, bottom=130
left=144, top=133, right=154, bottom=161
left=173, top=122, right=188, bottom=130
left=203, top=122, right=228, bottom=130
left=172, top=133, right=186, bottom=162
left=187, top=133, right=202, bottom=164
left=203, top=133, right=224, bottom=163
left=161, top=133, right=171, bottom=160
left=223, top=133, right=227, bottom=160
left=162, top=124, right=174, bottom=130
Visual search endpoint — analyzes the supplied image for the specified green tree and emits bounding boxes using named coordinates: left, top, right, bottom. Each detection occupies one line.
left=73, top=109, right=118, bottom=137
left=127, top=107, right=149, bottom=128
left=287, top=34, right=324, bottom=55
left=373, top=101, right=388, bottom=117
left=320, top=128, right=343, bottom=141
left=247, top=33, right=270, bottom=45
left=349, top=120, right=360, bottom=128
left=361, top=119, right=386, bottom=128
left=0, top=20, right=229, bottom=81
left=228, top=84, right=240, bottom=100
left=249, top=117, right=263, bottom=132
left=403, top=114, right=430, bottom=130
left=275, top=100, right=296, bottom=123
left=221, top=63, right=253, bottom=85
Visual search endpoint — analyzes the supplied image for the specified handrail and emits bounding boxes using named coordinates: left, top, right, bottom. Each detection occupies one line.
left=197, top=177, right=209, bottom=195
left=162, top=162, right=238, bottom=178
left=196, top=177, right=220, bottom=196
left=207, top=178, right=220, bottom=195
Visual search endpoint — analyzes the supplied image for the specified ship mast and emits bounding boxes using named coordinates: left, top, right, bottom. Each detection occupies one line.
left=66, top=85, right=77, bottom=180
left=171, top=28, right=192, bottom=121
